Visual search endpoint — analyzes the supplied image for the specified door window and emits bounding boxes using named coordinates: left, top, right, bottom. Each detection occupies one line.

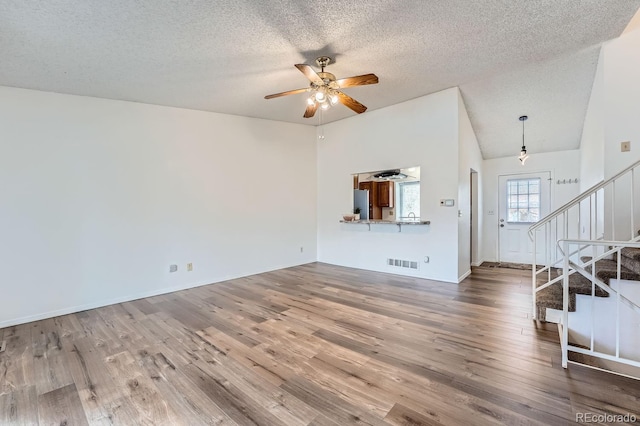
left=506, top=178, right=540, bottom=223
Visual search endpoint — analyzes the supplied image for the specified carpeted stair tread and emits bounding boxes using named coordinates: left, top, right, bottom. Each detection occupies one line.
left=620, top=247, right=640, bottom=276
left=536, top=270, right=613, bottom=321
left=621, top=247, right=640, bottom=262
left=564, top=272, right=610, bottom=297
left=578, top=257, right=640, bottom=285
left=536, top=284, right=576, bottom=321
left=537, top=245, right=640, bottom=322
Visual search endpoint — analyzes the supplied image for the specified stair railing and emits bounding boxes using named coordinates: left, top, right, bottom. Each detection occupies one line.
left=558, top=239, right=640, bottom=374
left=528, top=159, right=640, bottom=320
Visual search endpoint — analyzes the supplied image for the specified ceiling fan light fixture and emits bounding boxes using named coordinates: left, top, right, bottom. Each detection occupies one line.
left=307, top=96, right=316, bottom=106
left=518, top=115, right=529, bottom=166
left=330, top=94, right=339, bottom=105
left=315, top=90, right=326, bottom=102
left=321, top=102, right=330, bottom=110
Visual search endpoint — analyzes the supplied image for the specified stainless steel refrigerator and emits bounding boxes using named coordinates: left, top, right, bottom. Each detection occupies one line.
left=354, top=189, right=369, bottom=220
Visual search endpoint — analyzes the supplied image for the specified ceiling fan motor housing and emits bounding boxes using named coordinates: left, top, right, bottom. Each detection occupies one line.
left=315, top=56, right=332, bottom=69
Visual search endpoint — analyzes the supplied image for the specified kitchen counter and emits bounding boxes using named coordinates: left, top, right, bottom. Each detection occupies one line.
left=339, top=219, right=430, bottom=232
left=341, top=219, right=430, bottom=225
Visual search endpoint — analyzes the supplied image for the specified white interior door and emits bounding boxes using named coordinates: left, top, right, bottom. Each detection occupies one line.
left=498, top=172, right=551, bottom=264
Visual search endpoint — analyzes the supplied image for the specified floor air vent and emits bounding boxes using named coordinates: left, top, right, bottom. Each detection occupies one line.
left=387, top=258, right=419, bottom=270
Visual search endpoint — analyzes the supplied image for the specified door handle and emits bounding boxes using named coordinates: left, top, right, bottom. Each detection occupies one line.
left=500, top=224, right=504, bottom=227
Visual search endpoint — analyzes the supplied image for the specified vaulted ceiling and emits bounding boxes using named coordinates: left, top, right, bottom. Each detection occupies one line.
left=2, top=1, right=639, bottom=158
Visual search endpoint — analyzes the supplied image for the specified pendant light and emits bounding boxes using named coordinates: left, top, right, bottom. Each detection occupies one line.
left=518, top=115, right=530, bottom=165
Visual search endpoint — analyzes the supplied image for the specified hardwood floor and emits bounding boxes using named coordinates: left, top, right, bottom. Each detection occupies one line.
left=1, top=263, right=639, bottom=425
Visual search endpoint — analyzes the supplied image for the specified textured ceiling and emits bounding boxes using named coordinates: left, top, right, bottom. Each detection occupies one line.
left=1, top=1, right=639, bottom=158
left=460, top=46, right=602, bottom=159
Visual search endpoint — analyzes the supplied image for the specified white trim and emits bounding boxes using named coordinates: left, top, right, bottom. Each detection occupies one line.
left=545, top=308, right=562, bottom=324
left=568, top=346, right=640, bottom=370
left=471, top=259, right=485, bottom=267
left=0, top=261, right=313, bottom=329
left=567, top=360, right=640, bottom=381
left=458, top=269, right=472, bottom=282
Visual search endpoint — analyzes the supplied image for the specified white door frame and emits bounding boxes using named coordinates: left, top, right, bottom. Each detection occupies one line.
left=470, top=169, right=480, bottom=266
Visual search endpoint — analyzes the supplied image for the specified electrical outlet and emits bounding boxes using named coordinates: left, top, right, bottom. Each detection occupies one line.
left=621, top=141, right=631, bottom=152
left=169, top=264, right=178, bottom=273
left=187, top=263, right=193, bottom=272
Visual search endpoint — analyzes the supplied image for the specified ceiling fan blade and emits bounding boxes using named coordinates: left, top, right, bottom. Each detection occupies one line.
left=337, top=91, right=367, bottom=114
left=304, top=102, right=318, bottom=118
left=336, top=73, right=379, bottom=88
left=264, top=88, right=308, bottom=99
left=295, top=64, right=323, bottom=85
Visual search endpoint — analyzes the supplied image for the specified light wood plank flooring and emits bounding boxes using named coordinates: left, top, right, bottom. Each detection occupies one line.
left=1, top=263, right=639, bottom=425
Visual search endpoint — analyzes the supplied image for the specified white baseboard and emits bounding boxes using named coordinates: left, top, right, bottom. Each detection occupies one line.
left=0, top=285, right=198, bottom=329
left=317, top=260, right=459, bottom=284
left=0, top=260, right=314, bottom=329
left=471, top=259, right=485, bottom=267
left=458, top=269, right=472, bottom=283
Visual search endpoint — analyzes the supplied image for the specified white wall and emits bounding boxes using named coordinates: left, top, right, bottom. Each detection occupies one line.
left=603, top=29, right=640, bottom=178
left=0, top=86, right=317, bottom=327
left=317, top=88, right=462, bottom=283
left=579, top=48, right=605, bottom=191
left=578, top=29, right=640, bottom=241
left=623, top=7, right=640, bottom=35
left=603, top=28, right=640, bottom=241
left=457, top=91, right=483, bottom=278
left=482, top=150, right=581, bottom=263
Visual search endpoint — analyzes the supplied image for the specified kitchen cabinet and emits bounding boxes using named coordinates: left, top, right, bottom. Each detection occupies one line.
left=358, top=182, right=382, bottom=220
left=377, top=181, right=394, bottom=208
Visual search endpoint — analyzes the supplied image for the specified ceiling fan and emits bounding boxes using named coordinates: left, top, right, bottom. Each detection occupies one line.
left=264, top=56, right=379, bottom=118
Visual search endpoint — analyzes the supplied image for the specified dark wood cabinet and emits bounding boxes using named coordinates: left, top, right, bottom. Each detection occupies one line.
left=377, top=181, right=394, bottom=208
left=358, top=181, right=382, bottom=220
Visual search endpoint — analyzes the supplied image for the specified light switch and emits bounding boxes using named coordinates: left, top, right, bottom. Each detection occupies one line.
left=440, top=199, right=455, bottom=207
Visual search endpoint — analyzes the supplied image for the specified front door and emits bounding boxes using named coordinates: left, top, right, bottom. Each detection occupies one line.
left=498, top=172, right=551, bottom=264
